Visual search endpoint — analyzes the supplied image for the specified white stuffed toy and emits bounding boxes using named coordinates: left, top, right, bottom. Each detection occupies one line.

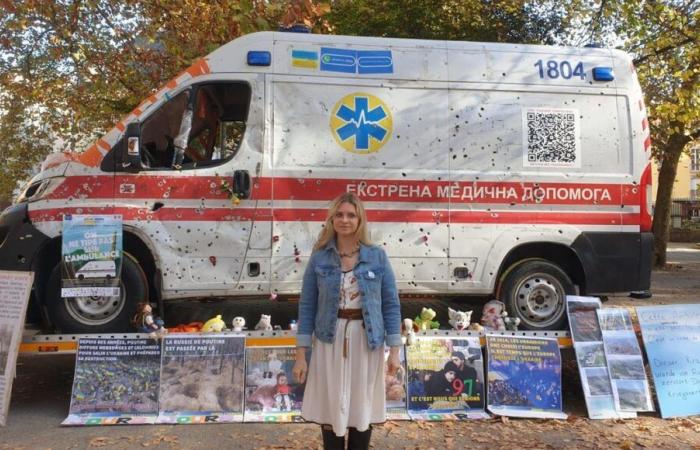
left=480, top=300, right=521, bottom=331
left=447, top=307, right=472, bottom=331
left=255, top=314, right=273, bottom=331
left=231, top=316, right=246, bottom=332
left=401, top=318, right=419, bottom=345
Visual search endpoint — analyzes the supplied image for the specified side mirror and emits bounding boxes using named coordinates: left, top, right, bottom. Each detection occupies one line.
left=122, top=122, right=141, bottom=173
left=233, top=170, right=251, bottom=199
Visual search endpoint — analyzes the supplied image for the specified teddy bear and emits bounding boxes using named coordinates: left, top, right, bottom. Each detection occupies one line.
left=447, top=307, right=472, bottom=331
left=414, top=307, right=440, bottom=330
left=480, top=300, right=521, bottom=331
left=255, top=314, right=273, bottom=331
left=401, top=318, right=419, bottom=345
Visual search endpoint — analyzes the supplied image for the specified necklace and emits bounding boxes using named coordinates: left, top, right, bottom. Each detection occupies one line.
left=338, top=245, right=360, bottom=258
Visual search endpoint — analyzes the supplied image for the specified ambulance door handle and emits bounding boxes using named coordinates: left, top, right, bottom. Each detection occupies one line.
left=233, top=170, right=251, bottom=199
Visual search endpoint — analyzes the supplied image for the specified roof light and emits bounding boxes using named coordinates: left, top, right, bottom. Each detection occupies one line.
left=247, top=51, right=271, bottom=66
left=279, top=24, right=311, bottom=33
left=592, top=67, right=614, bottom=81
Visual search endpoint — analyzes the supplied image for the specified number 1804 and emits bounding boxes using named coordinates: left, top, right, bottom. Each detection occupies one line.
left=535, top=60, right=585, bottom=80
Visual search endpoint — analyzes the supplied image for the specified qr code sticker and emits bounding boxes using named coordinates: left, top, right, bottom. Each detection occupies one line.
left=523, top=108, right=580, bottom=168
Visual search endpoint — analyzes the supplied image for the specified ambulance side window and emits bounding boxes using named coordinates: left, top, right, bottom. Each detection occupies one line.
left=140, top=82, right=251, bottom=170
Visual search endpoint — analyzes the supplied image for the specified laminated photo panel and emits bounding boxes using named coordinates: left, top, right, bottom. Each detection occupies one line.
left=157, top=334, right=245, bottom=424
left=597, top=308, right=654, bottom=412
left=637, top=305, right=700, bottom=418
left=0, top=271, right=34, bottom=426
left=406, top=336, right=488, bottom=420
left=486, top=335, right=567, bottom=419
left=385, top=345, right=409, bottom=420
left=63, top=338, right=160, bottom=426
left=566, top=296, right=636, bottom=419
left=244, top=343, right=305, bottom=423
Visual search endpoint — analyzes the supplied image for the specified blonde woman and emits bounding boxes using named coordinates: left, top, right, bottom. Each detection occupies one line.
left=293, top=192, right=402, bottom=450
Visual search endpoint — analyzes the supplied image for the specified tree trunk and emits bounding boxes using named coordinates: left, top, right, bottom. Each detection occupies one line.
left=651, top=132, right=691, bottom=267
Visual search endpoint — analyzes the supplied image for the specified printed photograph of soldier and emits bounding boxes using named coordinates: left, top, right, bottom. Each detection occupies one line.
left=582, top=367, right=613, bottom=396
left=597, top=309, right=633, bottom=332
left=159, top=336, right=245, bottom=413
left=569, top=308, right=603, bottom=342
left=575, top=342, right=607, bottom=368
left=0, top=324, right=13, bottom=376
left=70, top=356, right=160, bottom=414
left=614, top=379, right=652, bottom=410
left=604, top=333, right=642, bottom=356
left=608, top=356, right=647, bottom=380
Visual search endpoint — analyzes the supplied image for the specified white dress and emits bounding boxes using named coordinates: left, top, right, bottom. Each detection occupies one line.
left=301, top=271, right=386, bottom=436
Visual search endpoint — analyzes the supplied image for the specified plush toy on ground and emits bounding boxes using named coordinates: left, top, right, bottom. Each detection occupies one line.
left=231, top=316, right=246, bottom=332
left=480, top=300, right=520, bottom=331
left=255, top=314, right=273, bottom=331
left=132, top=303, right=167, bottom=339
left=401, top=318, right=419, bottom=345
left=447, top=307, right=472, bottom=331
left=201, top=314, right=226, bottom=332
left=414, top=307, right=440, bottom=330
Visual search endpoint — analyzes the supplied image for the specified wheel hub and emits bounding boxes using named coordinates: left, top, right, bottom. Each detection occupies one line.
left=515, top=274, right=564, bottom=326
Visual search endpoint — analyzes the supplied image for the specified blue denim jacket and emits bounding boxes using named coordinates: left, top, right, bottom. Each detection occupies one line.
left=296, top=241, right=402, bottom=350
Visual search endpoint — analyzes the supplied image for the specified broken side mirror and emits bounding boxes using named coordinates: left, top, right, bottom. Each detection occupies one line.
left=122, top=122, right=141, bottom=173
left=233, top=170, right=251, bottom=199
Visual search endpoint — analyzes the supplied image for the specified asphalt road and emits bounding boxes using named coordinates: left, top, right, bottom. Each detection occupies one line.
left=1, top=243, right=699, bottom=449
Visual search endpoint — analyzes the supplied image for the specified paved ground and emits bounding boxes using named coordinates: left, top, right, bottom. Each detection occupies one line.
left=1, top=243, right=700, bottom=449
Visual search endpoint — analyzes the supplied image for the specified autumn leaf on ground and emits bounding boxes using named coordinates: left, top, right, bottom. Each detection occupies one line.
left=88, top=437, right=113, bottom=448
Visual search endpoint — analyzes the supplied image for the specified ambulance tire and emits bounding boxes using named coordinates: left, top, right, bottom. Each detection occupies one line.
left=46, top=253, right=148, bottom=333
left=499, top=260, right=574, bottom=331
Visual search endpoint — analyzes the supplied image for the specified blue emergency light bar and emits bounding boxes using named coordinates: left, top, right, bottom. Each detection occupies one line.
left=247, top=51, right=271, bottom=66
left=593, top=67, right=614, bottom=81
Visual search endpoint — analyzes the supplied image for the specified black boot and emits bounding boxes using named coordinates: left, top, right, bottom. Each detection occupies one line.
left=321, top=425, right=345, bottom=450
left=347, top=426, right=372, bottom=450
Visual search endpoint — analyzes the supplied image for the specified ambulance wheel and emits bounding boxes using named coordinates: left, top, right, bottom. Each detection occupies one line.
left=499, top=260, right=574, bottom=330
left=46, top=253, right=148, bottom=333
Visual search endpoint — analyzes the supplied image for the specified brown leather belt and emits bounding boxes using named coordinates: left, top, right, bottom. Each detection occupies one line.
left=337, top=309, right=363, bottom=320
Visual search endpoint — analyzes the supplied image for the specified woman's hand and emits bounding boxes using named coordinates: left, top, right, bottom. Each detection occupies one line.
left=387, top=346, right=401, bottom=376
left=293, top=348, right=308, bottom=383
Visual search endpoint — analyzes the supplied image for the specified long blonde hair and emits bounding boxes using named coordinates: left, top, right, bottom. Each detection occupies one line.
left=314, top=192, right=371, bottom=250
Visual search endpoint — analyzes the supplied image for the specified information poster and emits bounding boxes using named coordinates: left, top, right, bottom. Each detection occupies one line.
left=157, top=334, right=245, bottom=424
left=567, top=296, right=636, bottom=419
left=637, top=305, right=700, bottom=418
left=406, top=336, right=488, bottom=420
left=63, top=338, right=161, bottom=425
left=486, top=335, right=567, bottom=419
left=61, top=215, right=122, bottom=298
left=385, top=346, right=409, bottom=420
left=0, top=271, right=33, bottom=426
left=244, top=345, right=305, bottom=422
left=597, top=308, right=654, bottom=412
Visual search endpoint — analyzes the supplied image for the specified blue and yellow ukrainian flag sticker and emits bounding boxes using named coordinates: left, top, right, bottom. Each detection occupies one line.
left=330, top=93, right=392, bottom=154
left=291, top=50, right=318, bottom=69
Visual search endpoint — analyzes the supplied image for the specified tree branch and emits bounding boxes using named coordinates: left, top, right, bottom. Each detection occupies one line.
left=633, top=36, right=694, bottom=65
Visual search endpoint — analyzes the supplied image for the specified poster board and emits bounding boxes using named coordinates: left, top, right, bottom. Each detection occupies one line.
left=61, top=215, right=122, bottom=298
left=385, top=346, right=409, bottom=420
left=566, top=296, right=636, bottom=419
left=157, top=334, right=245, bottom=424
left=244, top=344, right=305, bottom=422
left=637, top=305, right=700, bottom=418
left=63, top=338, right=161, bottom=425
left=597, top=308, right=654, bottom=412
left=406, top=336, right=488, bottom=420
left=486, top=335, right=567, bottom=419
left=0, top=271, right=33, bottom=426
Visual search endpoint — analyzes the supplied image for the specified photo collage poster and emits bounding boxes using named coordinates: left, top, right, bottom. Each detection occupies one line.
left=61, top=215, right=122, bottom=298
left=597, top=308, right=654, bottom=412
left=157, top=334, right=245, bottom=424
left=244, top=344, right=305, bottom=423
left=0, top=271, right=34, bottom=426
left=406, top=336, right=489, bottom=420
left=385, top=345, right=409, bottom=420
left=486, top=335, right=566, bottom=419
left=63, top=338, right=161, bottom=425
left=637, top=304, right=700, bottom=418
left=566, top=296, right=636, bottom=419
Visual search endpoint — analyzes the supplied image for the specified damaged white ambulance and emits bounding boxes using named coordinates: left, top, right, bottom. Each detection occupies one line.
left=0, top=30, right=653, bottom=333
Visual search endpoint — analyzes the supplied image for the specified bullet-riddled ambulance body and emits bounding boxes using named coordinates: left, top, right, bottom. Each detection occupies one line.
left=0, top=31, right=653, bottom=333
